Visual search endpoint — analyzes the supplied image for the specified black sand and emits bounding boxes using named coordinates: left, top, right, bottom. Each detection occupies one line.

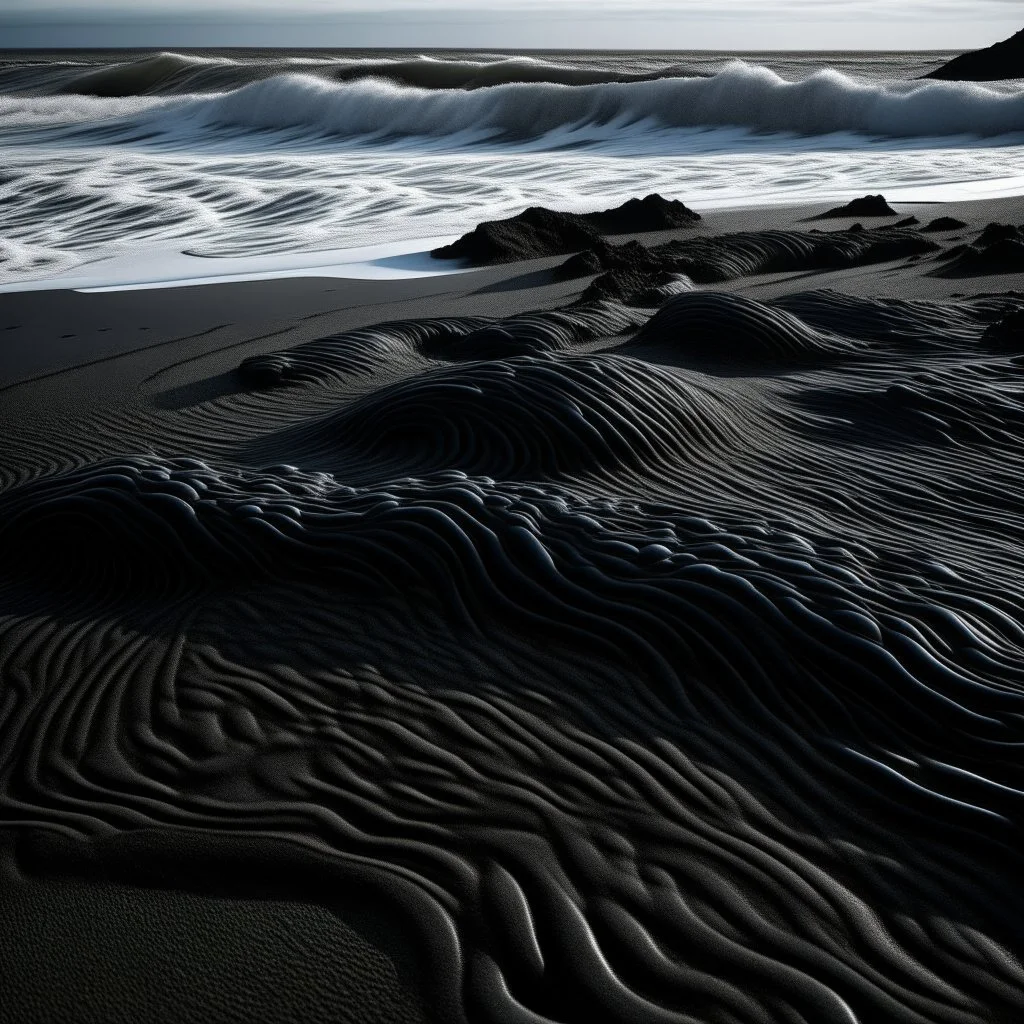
left=3, top=196, right=1024, bottom=1024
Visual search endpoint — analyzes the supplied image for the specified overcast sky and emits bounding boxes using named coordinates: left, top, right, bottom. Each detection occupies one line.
left=1, top=0, right=1019, bottom=51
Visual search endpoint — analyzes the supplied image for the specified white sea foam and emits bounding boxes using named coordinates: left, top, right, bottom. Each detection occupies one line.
left=181, top=64, right=1024, bottom=140
left=1, top=57, right=1023, bottom=289
left=5, top=62, right=1023, bottom=141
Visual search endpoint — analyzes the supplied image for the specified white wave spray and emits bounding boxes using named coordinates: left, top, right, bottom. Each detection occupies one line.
left=169, top=62, right=1024, bottom=142
left=2, top=58, right=1024, bottom=287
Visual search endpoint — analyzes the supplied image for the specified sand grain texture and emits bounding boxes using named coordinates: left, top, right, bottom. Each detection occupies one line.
left=3, top=199, right=1024, bottom=1024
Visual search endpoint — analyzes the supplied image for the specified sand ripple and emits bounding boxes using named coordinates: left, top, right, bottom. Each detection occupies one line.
left=3, top=277, right=1024, bottom=1021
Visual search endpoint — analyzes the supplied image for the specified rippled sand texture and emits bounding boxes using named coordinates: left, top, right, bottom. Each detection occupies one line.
left=3, top=254, right=1024, bottom=1021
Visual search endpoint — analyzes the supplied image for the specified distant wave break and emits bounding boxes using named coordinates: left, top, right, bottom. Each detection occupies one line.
left=4, top=61, right=1024, bottom=145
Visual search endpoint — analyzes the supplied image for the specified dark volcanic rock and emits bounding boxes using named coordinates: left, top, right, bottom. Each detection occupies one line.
left=432, top=194, right=700, bottom=265
left=596, top=239, right=660, bottom=272
left=431, top=208, right=602, bottom=264
left=923, top=217, right=969, bottom=233
left=582, top=193, right=701, bottom=234
left=925, top=28, right=1024, bottom=81
left=581, top=269, right=651, bottom=304
left=816, top=195, right=898, bottom=219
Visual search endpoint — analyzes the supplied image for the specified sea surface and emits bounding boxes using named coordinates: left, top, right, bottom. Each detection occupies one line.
left=2, top=47, right=1024, bottom=287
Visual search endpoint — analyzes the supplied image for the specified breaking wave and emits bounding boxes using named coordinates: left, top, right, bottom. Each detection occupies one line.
left=54, top=51, right=712, bottom=96
left=4, top=61, right=1024, bottom=144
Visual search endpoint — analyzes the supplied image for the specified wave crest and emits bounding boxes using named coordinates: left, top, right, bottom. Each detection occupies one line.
left=54, top=51, right=706, bottom=98
left=7, top=60, right=1023, bottom=145
left=158, top=62, right=1024, bottom=143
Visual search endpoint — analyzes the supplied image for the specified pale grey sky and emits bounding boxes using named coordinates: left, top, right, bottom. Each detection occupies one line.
left=1, top=0, right=1019, bottom=50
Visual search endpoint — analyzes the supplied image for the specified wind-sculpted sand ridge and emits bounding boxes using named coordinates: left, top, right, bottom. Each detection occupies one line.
left=881, top=369, right=1024, bottom=445
left=563, top=227, right=942, bottom=308
left=412, top=302, right=648, bottom=360
left=314, top=353, right=741, bottom=480
left=772, top=290, right=1014, bottom=347
left=643, top=227, right=941, bottom=282
left=238, top=317, right=492, bottom=389
left=238, top=302, right=647, bottom=389
left=628, top=291, right=864, bottom=362
left=4, top=222, right=1024, bottom=1022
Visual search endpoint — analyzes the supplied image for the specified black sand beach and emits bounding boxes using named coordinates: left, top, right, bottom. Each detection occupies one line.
left=3, top=194, right=1024, bottom=1022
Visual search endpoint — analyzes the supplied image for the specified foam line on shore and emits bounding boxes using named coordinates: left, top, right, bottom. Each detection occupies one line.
left=0, top=237, right=468, bottom=294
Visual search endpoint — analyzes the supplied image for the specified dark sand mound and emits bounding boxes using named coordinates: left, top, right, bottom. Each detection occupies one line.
left=519, top=218, right=943, bottom=306
left=582, top=267, right=697, bottom=305
left=925, top=27, right=1024, bottom=81
left=627, top=290, right=861, bottom=363
left=239, top=303, right=645, bottom=388
left=653, top=227, right=939, bottom=281
left=923, top=216, right=969, bottom=232
left=431, top=194, right=700, bottom=264
left=933, top=237, right=1024, bottom=277
left=432, top=302, right=645, bottom=360
left=239, top=317, right=489, bottom=388
left=318, top=353, right=735, bottom=478
left=556, top=227, right=938, bottom=306
left=774, top=289, right=1009, bottom=348
left=977, top=222, right=1024, bottom=247
left=814, top=194, right=898, bottom=219
left=553, top=249, right=605, bottom=280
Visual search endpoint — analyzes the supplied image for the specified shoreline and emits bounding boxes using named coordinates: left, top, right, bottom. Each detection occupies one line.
left=5, top=191, right=1024, bottom=298
left=3, top=193, right=1023, bottom=396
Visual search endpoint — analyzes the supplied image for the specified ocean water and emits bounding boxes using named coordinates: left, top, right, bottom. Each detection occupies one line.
left=2, top=47, right=1024, bottom=287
